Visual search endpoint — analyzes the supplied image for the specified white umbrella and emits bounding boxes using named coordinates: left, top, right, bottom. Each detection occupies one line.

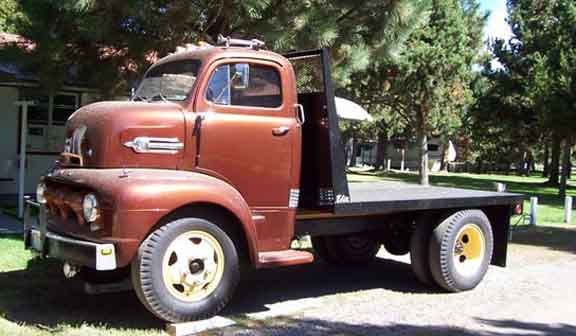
left=447, top=140, right=457, bottom=162
left=334, top=97, right=373, bottom=121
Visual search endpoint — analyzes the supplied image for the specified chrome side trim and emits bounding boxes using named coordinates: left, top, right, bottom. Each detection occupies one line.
left=124, top=137, right=184, bottom=154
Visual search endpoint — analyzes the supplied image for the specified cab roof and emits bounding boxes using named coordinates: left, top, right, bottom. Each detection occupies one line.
left=151, top=46, right=292, bottom=70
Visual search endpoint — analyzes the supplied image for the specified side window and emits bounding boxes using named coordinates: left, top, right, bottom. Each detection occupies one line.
left=205, top=63, right=282, bottom=108
left=206, top=65, right=230, bottom=105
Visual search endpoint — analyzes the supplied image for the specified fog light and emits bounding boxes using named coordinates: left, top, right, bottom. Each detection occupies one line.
left=82, top=193, right=100, bottom=223
left=100, top=247, right=113, bottom=256
left=36, top=183, right=47, bottom=204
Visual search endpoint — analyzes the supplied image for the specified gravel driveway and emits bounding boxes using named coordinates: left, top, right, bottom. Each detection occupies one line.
left=208, top=225, right=576, bottom=335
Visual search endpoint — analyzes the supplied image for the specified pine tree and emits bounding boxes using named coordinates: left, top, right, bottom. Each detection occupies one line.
left=361, top=0, right=486, bottom=184
left=0, top=0, right=23, bottom=33
left=1, top=0, right=430, bottom=96
left=487, top=0, right=576, bottom=194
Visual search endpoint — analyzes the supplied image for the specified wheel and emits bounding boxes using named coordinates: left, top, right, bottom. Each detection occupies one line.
left=312, top=234, right=380, bottom=264
left=429, top=210, right=493, bottom=292
left=131, top=217, right=240, bottom=322
left=311, top=236, right=333, bottom=262
left=383, top=236, right=410, bottom=256
left=409, top=219, right=436, bottom=286
left=79, top=266, right=130, bottom=284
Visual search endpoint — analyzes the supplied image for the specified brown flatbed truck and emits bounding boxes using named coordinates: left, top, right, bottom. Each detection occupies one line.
left=24, top=37, right=524, bottom=323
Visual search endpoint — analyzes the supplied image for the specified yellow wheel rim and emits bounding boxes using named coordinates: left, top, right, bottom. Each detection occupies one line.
left=162, top=230, right=225, bottom=302
left=453, top=224, right=486, bottom=277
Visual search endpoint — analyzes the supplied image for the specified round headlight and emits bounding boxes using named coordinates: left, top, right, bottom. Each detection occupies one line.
left=36, top=183, right=47, bottom=204
left=82, top=193, right=100, bottom=223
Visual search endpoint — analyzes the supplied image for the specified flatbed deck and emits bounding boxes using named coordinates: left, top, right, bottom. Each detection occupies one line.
left=297, top=182, right=524, bottom=220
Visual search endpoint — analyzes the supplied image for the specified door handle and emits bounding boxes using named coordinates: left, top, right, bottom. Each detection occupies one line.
left=272, top=126, right=290, bottom=136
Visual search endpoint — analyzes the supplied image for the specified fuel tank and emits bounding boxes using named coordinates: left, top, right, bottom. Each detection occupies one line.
left=62, top=101, right=187, bottom=169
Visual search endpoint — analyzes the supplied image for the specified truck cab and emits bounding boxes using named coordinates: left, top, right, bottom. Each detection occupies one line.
left=25, top=37, right=524, bottom=323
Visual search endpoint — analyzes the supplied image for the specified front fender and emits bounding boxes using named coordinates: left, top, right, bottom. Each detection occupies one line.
left=48, top=168, right=258, bottom=267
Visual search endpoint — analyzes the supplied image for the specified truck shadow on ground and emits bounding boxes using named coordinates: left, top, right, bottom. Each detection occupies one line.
left=224, top=257, right=434, bottom=316
left=0, top=255, right=431, bottom=330
left=222, top=316, right=576, bottom=336
left=511, top=225, right=576, bottom=255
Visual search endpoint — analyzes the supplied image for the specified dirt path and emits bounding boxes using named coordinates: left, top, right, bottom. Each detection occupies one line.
left=1, top=226, right=575, bottom=335
left=212, top=226, right=576, bottom=335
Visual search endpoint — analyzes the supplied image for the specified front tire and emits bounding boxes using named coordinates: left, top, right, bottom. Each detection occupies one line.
left=132, top=217, right=239, bottom=322
left=429, top=210, right=493, bottom=292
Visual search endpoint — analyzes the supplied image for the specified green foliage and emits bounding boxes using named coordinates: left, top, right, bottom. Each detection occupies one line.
left=470, top=0, right=575, bottom=188
left=347, top=0, right=485, bottom=182
left=515, top=0, right=576, bottom=135
left=0, top=0, right=430, bottom=96
left=388, top=0, right=485, bottom=129
left=0, top=0, right=23, bottom=33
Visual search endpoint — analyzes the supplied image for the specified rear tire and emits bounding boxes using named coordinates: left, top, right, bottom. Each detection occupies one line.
left=131, top=217, right=239, bottom=322
left=410, top=219, right=436, bottom=286
left=429, top=210, right=493, bottom=292
left=312, top=234, right=380, bottom=264
left=383, top=237, right=410, bottom=256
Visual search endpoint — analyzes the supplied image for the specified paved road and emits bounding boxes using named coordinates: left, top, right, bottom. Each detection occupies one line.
left=211, top=227, right=576, bottom=335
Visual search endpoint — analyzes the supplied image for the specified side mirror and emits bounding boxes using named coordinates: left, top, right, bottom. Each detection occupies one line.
left=232, top=64, right=249, bottom=90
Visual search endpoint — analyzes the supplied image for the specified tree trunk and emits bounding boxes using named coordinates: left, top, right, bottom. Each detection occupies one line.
left=440, top=140, right=448, bottom=171
left=374, top=131, right=387, bottom=170
left=416, top=106, right=429, bottom=186
left=349, top=137, right=357, bottom=167
left=542, top=141, right=550, bottom=177
left=548, top=134, right=561, bottom=185
left=559, top=137, right=573, bottom=199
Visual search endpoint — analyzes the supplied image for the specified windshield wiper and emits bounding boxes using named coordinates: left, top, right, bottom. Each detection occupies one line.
left=148, top=93, right=169, bottom=103
left=131, top=95, right=148, bottom=102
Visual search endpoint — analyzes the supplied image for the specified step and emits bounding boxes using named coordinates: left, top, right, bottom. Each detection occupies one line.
left=258, top=249, right=314, bottom=268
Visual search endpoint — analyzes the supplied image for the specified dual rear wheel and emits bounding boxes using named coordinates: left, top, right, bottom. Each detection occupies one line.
left=311, top=209, right=494, bottom=293
left=410, top=209, right=494, bottom=292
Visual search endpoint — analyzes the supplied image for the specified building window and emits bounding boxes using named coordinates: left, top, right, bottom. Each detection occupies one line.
left=18, top=88, right=79, bottom=154
left=53, top=94, right=78, bottom=125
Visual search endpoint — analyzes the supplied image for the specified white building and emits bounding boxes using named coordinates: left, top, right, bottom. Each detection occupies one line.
left=0, top=33, right=101, bottom=201
left=356, top=137, right=456, bottom=172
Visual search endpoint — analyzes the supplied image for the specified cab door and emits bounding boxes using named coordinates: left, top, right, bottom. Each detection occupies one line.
left=193, top=58, right=301, bottom=251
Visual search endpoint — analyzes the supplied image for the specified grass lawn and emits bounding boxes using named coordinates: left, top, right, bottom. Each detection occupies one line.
left=0, top=235, right=164, bottom=336
left=348, top=169, right=576, bottom=226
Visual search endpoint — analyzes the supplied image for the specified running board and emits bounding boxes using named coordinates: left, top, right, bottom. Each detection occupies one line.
left=258, top=250, right=314, bottom=268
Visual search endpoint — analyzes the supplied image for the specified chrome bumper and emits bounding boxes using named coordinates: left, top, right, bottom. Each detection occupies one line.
left=23, top=200, right=117, bottom=271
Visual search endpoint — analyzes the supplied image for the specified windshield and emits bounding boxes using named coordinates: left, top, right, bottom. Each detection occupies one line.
left=134, top=60, right=201, bottom=102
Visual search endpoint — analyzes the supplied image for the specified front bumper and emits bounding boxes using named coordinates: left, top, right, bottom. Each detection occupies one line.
left=23, top=200, right=117, bottom=271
